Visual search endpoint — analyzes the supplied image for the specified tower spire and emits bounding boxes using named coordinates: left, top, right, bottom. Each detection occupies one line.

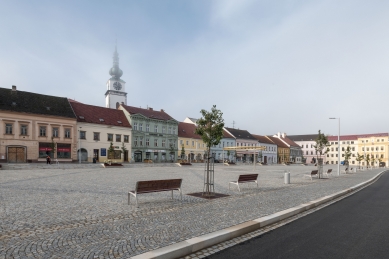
left=109, top=43, right=123, bottom=79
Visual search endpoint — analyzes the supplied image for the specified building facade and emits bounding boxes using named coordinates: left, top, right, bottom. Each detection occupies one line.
left=272, top=132, right=303, bottom=163
left=70, top=101, right=131, bottom=163
left=327, top=135, right=358, bottom=165
left=0, top=86, right=77, bottom=163
left=224, top=127, right=258, bottom=162
left=252, top=134, right=277, bottom=164
left=119, top=105, right=178, bottom=162
left=357, top=133, right=389, bottom=167
left=178, top=122, right=206, bottom=162
left=266, top=136, right=289, bottom=164
left=287, top=134, right=319, bottom=164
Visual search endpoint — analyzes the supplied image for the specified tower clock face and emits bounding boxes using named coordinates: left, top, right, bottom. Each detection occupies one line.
left=113, top=81, right=122, bottom=90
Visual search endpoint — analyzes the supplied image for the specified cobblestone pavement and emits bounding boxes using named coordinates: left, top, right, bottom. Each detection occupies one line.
left=0, top=164, right=383, bottom=258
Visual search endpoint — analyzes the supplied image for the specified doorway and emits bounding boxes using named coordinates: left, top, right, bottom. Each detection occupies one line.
left=134, top=151, right=142, bottom=162
left=7, top=146, right=26, bottom=163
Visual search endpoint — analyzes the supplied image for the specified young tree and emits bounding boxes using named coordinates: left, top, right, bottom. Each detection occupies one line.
left=313, top=130, right=330, bottom=178
left=195, top=105, right=224, bottom=196
left=169, top=144, right=175, bottom=162
left=356, top=153, right=364, bottom=169
left=180, top=146, right=186, bottom=160
left=258, top=151, right=263, bottom=163
left=121, top=142, right=127, bottom=161
left=364, top=154, right=370, bottom=168
left=371, top=155, right=376, bottom=168
left=343, top=146, right=352, bottom=166
left=108, top=142, right=115, bottom=159
left=227, top=150, right=230, bottom=161
left=50, top=137, right=57, bottom=159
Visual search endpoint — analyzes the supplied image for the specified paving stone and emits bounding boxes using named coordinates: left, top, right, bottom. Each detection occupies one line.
left=0, top=164, right=382, bottom=258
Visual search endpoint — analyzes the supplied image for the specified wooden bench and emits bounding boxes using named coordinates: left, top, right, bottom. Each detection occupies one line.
left=229, top=174, right=258, bottom=192
left=128, top=179, right=182, bottom=207
left=303, top=170, right=318, bottom=180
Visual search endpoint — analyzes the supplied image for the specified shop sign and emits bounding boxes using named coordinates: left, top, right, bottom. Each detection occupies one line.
left=39, top=147, right=52, bottom=151
left=57, top=148, right=71, bottom=152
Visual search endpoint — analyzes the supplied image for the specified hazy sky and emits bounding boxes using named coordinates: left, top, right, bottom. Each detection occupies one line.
left=1, top=0, right=388, bottom=136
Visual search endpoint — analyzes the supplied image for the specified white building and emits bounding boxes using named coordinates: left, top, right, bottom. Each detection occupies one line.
left=287, top=134, right=320, bottom=164
left=252, top=134, right=277, bottom=164
left=70, top=101, right=132, bottom=163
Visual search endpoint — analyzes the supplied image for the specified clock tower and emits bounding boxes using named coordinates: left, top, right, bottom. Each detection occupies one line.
left=105, top=46, right=127, bottom=109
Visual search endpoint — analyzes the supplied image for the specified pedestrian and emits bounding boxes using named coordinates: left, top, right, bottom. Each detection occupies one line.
left=46, top=155, right=51, bottom=165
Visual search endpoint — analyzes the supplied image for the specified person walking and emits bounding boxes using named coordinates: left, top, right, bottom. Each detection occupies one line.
left=46, top=155, right=51, bottom=165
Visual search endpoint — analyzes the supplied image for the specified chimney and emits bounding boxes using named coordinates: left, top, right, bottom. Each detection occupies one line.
left=161, top=109, right=165, bottom=112
left=282, top=132, right=286, bottom=138
left=148, top=107, right=153, bottom=111
left=277, top=132, right=280, bottom=138
left=12, top=85, right=16, bottom=91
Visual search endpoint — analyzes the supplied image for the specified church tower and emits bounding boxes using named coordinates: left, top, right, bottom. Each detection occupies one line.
left=105, top=46, right=127, bottom=109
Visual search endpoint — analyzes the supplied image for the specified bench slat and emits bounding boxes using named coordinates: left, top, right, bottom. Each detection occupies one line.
left=136, top=179, right=182, bottom=193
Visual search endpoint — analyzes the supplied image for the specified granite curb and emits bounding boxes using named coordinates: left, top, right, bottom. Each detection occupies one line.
left=131, top=170, right=387, bottom=259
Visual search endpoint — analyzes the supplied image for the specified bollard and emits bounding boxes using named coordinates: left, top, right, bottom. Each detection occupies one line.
left=284, top=171, right=290, bottom=184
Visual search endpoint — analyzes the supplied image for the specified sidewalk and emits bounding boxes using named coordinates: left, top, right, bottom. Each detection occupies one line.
left=0, top=165, right=384, bottom=259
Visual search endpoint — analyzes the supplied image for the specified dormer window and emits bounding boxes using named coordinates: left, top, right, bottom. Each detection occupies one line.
left=11, top=102, right=16, bottom=106
left=79, top=116, right=85, bottom=119
left=99, top=118, right=104, bottom=122
left=117, top=121, right=122, bottom=124
left=46, top=107, right=50, bottom=111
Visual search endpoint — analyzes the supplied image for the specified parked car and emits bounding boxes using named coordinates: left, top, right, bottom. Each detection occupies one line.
left=379, top=162, right=386, bottom=167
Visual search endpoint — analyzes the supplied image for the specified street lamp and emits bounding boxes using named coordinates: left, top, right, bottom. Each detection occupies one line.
left=78, top=127, right=82, bottom=164
left=329, top=118, right=340, bottom=176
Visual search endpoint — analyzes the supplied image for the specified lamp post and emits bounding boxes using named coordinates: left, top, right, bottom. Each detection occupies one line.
left=78, top=127, right=82, bottom=164
left=329, top=118, right=340, bottom=176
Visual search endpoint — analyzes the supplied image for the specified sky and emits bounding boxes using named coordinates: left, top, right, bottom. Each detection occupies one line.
left=1, top=0, right=389, bottom=136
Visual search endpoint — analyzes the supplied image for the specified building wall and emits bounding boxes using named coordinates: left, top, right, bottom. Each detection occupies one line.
left=277, top=147, right=290, bottom=163
left=294, top=140, right=319, bottom=164
left=119, top=107, right=178, bottom=162
left=326, top=139, right=358, bottom=165
left=211, top=138, right=236, bottom=162
left=0, top=110, right=77, bottom=162
left=358, top=136, right=389, bottom=167
left=77, top=122, right=131, bottom=163
left=178, top=137, right=206, bottom=161
left=256, top=142, right=277, bottom=164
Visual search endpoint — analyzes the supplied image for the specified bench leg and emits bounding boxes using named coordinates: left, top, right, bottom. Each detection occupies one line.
left=171, top=190, right=173, bottom=199
left=180, top=189, right=182, bottom=200
left=128, top=193, right=130, bottom=205
left=256, top=180, right=259, bottom=188
left=237, top=183, right=240, bottom=192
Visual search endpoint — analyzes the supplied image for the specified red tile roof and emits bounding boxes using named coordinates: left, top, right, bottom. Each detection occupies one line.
left=121, top=105, right=176, bottom=121
left=252, top=134, right=275, bottom=145
left=178, top=122, right=201, bottom=139
left=266, top=136, right=289, bottom=148
left=70, top=102, right=131, bottom=128
left=327, top=133, right=388, bottom=141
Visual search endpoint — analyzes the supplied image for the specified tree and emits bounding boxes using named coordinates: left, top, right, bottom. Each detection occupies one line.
left=195, top=105, right=224, bottom=196
left=364, top=154, right=370, bottom=168
left=356, top=153, right=364, bottom=169
left=313, top=130, right=330, bottom=178
left=50, top=137, right=57, bottom=158
left=258, top=151, right=263, bottom=163
left=227, top=150, right=230, bottom=161
left=121, top=142, right=127, bottom=160
left=169, top=144, right=175, bottom=162
left=371, top=155, right=376, bottom=168
left=343, top=146, right=352, bottom=166
left=180, top=146, right=186, bottom=160
left=108, top=142, right=115, bottom=159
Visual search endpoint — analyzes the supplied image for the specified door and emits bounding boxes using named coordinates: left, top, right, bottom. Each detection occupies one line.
left=264, top=156, right=267, bottom=164
left=77, top=148, right=88, bottom=162
left=134, top=151, right=142, bottom=162
left=124, top=150, right=128, bottom=162
left=93, top=149, right=99, bottom=160
left=7, top=147, right=26, bottom=163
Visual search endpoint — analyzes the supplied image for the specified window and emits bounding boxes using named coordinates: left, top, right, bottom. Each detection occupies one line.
left=162, top=126, right=166, bottom=133
left=342, top=154, right=344, bottom=157
left=133, top=122, right=138, bottom=131
left=342, top=142, right=345, bottom=144
left=327, top=154, right=329, bottom=157
left=311, top=144, right=313, bottom=148
left=342, top=147, right=344, bottom=151
left=80, top=131, right=86, bottom=139
left=367, top=147, right=369, bottom=151
left=180, top=140, right=183, bottom=145
left=146, top=124, right=149, bottom=132
left=5, top=123, right=13, bottom=134
left=52, top=127, right=59, bottom=137
left=362, top=147, right=364, bottom=151
left=331, top=154, right=334, bottom=157
left=146, top=138, right=150, bottom=146
left=381, top=154, right=384, bottom=158
left=107, top=134, right=113, bottom=141
left=108, top=150, right=121, bottom=159
left=377, top=139, right=380, bottom=142
left=139, top=123, right=143, bottom=131
left=351, top=141, right=354, bottom=144
left=173, top=127, right=176, bottom=134
left=186, top=141, right=189, bottom=145
left=305, top=144, right=308, bottom=148
left=154, top=125, right=158, bottom=133
left=154, top=139, right=158, bottom=147
left=335, top=142, right=338, bottom=144
left=134, top=137, right=138, bottom=146
left=124, top=135, right=129, bottom=143
left=94, top=132, right=100, bottom=141
left=336, top=154, right=338, bottom=157
left=381, top=146, right=384, bottom=151
left=366, top=140, right=369, bottom=143
left=65, top=129, right=71, bottom=138
left=352, top=147, right=355, bottom=151
left=311, top=151, right=313, bottom=155
left=192, top=141, right=195, bottom=147
left=40, top=126, right=46, bottom=137
left=139, top=137, right=143, bottom=146
left=162, top=139, right=166, bottom=147
left=116, top=134, right=121, bottom=142
left=20, top=125, right=27, bottom=135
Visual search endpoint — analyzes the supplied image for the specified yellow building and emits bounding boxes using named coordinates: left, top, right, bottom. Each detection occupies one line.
left=357, top=133, right=388, bottom=167
left=178, top=122, right=206, bottom=162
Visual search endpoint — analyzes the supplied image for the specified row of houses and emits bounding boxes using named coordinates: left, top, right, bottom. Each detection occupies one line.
left=0, top=85, right=305, bottom=164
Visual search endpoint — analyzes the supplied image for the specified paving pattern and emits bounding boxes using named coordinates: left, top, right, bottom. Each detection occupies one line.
left=0, top=164, right=383, bottom=258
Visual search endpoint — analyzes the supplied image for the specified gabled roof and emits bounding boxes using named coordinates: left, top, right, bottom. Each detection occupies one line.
left=70, top=102, right=131, bottom=128
left=224, top=127, right=257, bottom=140
left=178, top=122, right=201, bottom=139
left=223, top=129, right=235, bottom=139
left=121, top=104, right=176, bottom=121
left=287, top=134, right=319, bottom=142
left=266, top=136, right=289, bottom=148
left=252, top=134, right=275, bottom=145
left=0, top=86, right=76, bottom=119
left=280, top=136, right=301, bottom=147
